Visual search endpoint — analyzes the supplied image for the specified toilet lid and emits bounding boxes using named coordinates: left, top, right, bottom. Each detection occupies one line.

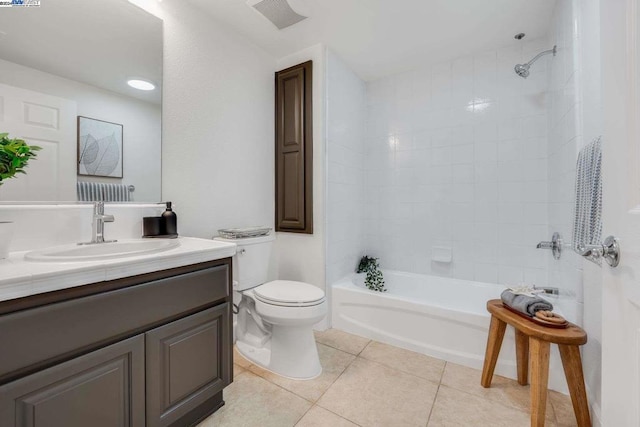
left=254, top=280, right=325, bottom=306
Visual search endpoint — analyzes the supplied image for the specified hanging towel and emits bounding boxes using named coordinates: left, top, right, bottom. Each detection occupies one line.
left=77, top=182, right=132, bottom=202
left=572, top=136, right=603, bottom=265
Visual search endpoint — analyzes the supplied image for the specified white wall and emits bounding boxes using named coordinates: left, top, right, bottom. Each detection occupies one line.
left=274, top=45, right=327, bottom=317
left=547, top=0, right=603, bottom=423
left=159, top=0, right=276, bottom=240
left=0, top=58, right=161, bottom=202
left=326, top=50, right=366, bottom=286
left=158, top=4, right=327, bottom=328
left=363, top=40, right=550, bottom=285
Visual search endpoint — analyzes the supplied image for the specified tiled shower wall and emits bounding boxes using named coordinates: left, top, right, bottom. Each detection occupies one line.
left=547, top=0, right=585, bottom=306
left=362, top=40, right=552, bottom=285
left=326, top=51, right=367, bottom=285
left=547, top=0, right=603, bottom=421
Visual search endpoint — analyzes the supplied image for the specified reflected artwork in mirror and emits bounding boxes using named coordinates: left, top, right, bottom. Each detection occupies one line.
left=0, top=0, right=162, bottom=203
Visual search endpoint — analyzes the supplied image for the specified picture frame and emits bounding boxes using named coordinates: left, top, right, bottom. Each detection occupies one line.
left=77, top=116, right=123, bottom=178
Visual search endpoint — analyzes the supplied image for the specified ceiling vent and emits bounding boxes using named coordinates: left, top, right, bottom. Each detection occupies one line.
left=248, top=0, right=308, bottom=30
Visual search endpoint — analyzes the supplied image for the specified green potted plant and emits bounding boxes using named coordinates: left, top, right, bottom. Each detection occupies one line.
left=0, top=133, right=41, bottom=184
left=0, top=133, right=41, bottom=259
left=356, top=256, right=386, bottom=292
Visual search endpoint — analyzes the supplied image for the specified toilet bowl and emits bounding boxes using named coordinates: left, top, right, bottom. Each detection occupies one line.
left=214, top=235, right=327, bottom=379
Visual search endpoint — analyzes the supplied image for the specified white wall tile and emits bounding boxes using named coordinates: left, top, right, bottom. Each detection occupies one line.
left=356, top=41, right=552, bottom=285
left=326, top=51, right=367, bottom=283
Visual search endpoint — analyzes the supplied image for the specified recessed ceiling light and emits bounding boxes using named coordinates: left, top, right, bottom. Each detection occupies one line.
left=127, top=79, right=155, bottom=91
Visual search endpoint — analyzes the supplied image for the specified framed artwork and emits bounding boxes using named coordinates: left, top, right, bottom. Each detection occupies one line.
left=77, top=116, right=123, bottom=178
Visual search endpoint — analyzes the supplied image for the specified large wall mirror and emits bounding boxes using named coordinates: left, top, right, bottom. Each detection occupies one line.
left=0, top=0, right=162, bottom=203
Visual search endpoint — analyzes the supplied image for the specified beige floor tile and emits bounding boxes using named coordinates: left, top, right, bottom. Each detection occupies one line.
left=549, top=390, right=578, bottom=426
left=197, top=371, right=311, bottom=427
left=234, top=346, right=253, bottom=368
left=249, top=343, right=356, bottom=402
left=428, top=385, right=532, bottom=427
left=314, top=329, right=370, bottom=355
left=295, top=406, right=359, bottom=427
left=440, top=362, right=555, bottom=421
left=359, top=341, right=445, bottom=383
left=318, top=357, right=438, bottom=427
left=234, top=363, right=245, bottom=377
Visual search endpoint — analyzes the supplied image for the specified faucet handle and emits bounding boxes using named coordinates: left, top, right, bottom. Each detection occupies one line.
left=536, top=232, right=562, bottom=260
left=536, top=241, right=554, bottom=249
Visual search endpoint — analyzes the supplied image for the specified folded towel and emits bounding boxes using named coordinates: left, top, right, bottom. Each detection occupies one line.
left=501, top=289, right=553, bottom=317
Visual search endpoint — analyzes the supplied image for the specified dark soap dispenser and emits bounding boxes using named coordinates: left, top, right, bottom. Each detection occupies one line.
left=161, top=201, right=178, bottom=236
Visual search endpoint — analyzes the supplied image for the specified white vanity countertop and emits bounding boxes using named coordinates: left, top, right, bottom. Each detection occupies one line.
left=0, top=237, right=237, bottom=303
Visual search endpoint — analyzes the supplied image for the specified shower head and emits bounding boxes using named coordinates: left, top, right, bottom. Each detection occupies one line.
left=514, top=45, right=557, bottom=79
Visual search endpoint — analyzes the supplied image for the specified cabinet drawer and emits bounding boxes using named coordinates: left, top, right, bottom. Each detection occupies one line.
left=0, top=264, right=229, bottom=383
left=0, top=335, right=145, bottom=427
left=146, top=304, right=232, bottom=427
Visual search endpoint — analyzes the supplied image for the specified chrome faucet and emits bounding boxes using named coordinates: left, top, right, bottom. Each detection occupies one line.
left=534, top=286, right=560, bottom=296
left=80, top=202, right=116, bottom=245
left=536, top=232, right=563, bottom=260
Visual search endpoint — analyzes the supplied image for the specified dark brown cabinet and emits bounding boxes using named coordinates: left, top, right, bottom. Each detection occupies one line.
left=0, top=259, right=233, bottom=427
left=146, top=304, right=231, bottom=427
left=275, top=60, right=313, bottom=234
left=0, top=335, right=145, bottom=427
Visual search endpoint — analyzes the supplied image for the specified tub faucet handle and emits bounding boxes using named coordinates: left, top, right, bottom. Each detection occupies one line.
left=536, top=232, right=562, bottom=260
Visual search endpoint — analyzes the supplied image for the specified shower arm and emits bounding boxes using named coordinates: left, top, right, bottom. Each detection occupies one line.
left=525, top=45, right=557, bottom=67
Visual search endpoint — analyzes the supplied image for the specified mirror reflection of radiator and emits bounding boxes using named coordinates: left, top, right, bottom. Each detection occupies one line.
left=77, top=182, right=134, bottom=202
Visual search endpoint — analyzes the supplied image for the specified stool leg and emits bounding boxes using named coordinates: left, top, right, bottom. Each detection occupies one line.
left=559, top=345, right=592, bottom=427
left=515, top=329, right=529, bottom=385
left=530, top=337, right=550, bottom=427
left=481, top=315, right=506, bottom=388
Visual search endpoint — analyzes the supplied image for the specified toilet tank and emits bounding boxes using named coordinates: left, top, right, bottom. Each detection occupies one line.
left=214, top=234, right=275, bottom=291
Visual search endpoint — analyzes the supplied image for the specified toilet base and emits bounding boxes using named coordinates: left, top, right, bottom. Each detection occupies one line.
left=236, top=324, right=323, bottom=380
left=234, top=288, right=326, bottom=380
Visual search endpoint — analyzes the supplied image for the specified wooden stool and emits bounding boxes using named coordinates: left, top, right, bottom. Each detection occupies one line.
left=481, top=300, right=591, bottom=427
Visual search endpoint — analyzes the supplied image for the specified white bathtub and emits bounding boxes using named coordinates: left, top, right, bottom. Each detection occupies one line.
left=332, top=270, right=569, bottom=393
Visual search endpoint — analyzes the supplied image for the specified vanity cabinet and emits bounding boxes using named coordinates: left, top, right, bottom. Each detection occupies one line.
left=0, top=258, right=233, bottom=427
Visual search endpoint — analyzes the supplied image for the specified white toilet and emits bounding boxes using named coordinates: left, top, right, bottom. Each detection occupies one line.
left=215, top=234, right=327, bottom=380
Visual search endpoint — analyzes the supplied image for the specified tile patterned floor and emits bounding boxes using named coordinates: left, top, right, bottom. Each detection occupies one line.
left=198, top=329, right=578, bottom=427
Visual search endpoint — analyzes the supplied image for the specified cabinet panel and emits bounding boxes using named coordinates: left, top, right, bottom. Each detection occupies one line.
left=275, top=60, right=313, bottom=234
left=0, top=335, right=144, bottom=427
left=146, top=304, right=231, bottom=427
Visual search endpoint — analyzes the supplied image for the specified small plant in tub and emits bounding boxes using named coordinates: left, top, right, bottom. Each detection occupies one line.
left=356, top=256, right=386, bottom=292
left=0, top=133, right=41, bottom=185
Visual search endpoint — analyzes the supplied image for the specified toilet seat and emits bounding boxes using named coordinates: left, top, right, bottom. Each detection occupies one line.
left=253, top=280, right=325, bottom=307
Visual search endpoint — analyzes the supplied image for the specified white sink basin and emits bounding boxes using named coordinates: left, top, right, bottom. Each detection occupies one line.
left=25, top=239, right=181, bottom=262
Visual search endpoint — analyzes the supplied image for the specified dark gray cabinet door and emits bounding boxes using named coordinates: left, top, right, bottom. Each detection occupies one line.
left=146, top=303, right=231, bottom=427
left=0, top=335, right=145, bottom=427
